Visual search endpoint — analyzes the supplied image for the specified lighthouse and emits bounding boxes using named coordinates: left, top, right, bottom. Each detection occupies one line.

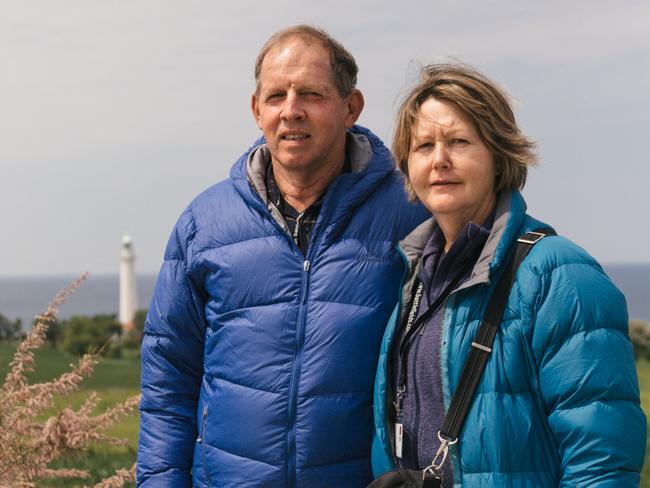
left=119, top=233, right=138, bottom=331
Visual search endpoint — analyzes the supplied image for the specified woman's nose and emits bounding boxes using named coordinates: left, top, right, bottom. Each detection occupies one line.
left=432, top=143, right=450, bottom=169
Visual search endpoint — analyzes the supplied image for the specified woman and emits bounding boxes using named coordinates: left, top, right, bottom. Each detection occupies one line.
left=371, top=64, right=646, bottom=486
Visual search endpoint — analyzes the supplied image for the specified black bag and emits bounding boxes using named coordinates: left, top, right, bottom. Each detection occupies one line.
left=367, top=230, right=553, bottom=488
left=367, top=467, right=441, bottom=488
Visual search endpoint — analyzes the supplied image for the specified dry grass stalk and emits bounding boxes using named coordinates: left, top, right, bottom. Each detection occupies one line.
left=90, top=463, right=136, bottom=488
left=0, top=274, right=140, bottom=487
left=1, top=273, right=87, bottom=397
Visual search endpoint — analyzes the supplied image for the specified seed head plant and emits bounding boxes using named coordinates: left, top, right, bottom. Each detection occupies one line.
left=0, top=274, right=139, bottom=487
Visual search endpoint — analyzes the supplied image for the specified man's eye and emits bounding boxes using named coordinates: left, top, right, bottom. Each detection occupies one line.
left=266, top=93, right=284, bottom=101
left=302, top=91, right=322, bottom=99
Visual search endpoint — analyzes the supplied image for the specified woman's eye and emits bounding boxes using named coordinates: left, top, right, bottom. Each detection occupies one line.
left=450, top=138, right=468, bottom=145
left=416, top=142, right=433, bottom=151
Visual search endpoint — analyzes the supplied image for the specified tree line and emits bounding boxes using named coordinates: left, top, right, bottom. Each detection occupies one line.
left=4, top=310, right=650, bottom=360
left=0, top=310, right=147, bottom=357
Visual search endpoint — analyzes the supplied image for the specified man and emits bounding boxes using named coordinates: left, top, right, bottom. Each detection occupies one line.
left=137, top=25, right=428, bottom=488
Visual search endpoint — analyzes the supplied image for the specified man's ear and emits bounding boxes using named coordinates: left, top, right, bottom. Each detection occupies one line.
left=251, top=93, right=262, bottom=130
left=344, top=89, right=365, bottom=128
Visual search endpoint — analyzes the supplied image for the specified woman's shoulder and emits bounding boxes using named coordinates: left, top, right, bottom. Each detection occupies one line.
left=513, top=218, right=627, bottom=333
left=516, top=216, right=605, bottom=279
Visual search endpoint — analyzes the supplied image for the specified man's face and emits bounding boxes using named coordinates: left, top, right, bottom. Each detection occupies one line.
left=251, top=37, right=362, bottom=176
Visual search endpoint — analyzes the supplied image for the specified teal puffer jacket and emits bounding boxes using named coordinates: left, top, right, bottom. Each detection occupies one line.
left=372, top=190, right=646, bottom=487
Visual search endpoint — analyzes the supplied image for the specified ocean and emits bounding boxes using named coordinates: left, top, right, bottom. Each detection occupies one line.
left=0, top=274, right=158, bottom=328
left=0, top=264, right=649, bottom=328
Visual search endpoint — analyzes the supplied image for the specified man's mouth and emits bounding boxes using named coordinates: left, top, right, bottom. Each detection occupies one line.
left=281, top=134, right=310, bottom=141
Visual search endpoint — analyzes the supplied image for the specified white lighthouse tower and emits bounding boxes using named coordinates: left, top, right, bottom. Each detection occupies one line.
left=119, top=233, right=138, bottom=331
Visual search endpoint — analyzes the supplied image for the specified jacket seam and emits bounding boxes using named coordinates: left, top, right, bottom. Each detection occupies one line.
left=193, top=233, right=289, bottom=255
left=205, top=373, right=284, bottom=396
left=517, top=239, right=601, bottom=284
left=552, top=397, right=642, bottom=412
left=301, top=453, right=370, bottom=469
left=311, top=298, right=376, bottom=310
left=201, top=440, right=280, bottom=469
left=302, top=390, right=369, bottom=398
left=207, top=299, right=297, bottom=315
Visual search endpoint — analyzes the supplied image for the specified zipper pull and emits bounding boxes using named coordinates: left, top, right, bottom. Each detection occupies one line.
left=198, top=405, right=208, bottom=443
left=303, top=260, right=310, bottom=272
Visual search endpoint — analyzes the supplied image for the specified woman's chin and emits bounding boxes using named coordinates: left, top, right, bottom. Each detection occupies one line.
left=422, top=199, right=465, bottom=218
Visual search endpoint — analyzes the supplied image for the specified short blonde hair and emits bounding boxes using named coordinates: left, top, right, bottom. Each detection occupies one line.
left=254, top=24, right=358, bottom=97
left=393, top=63, right=537, bottom=201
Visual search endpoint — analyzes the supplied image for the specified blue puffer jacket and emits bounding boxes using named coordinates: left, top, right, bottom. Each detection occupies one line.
left=372, top=191, right=646, bottom=486
left=137, top=126, right=429, bottom=488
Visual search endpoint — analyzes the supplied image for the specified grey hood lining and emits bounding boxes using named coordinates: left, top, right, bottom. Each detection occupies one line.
left=245, top=133, right=373, bottom=232
left=398, top=190, right=514, bottom=296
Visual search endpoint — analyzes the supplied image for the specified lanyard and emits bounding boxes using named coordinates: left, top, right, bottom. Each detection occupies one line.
left=394, top=271, right=465, bottom=416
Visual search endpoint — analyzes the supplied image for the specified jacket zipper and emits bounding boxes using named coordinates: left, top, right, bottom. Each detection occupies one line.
left=285, top=197, right=326, bottom=487
left=253, top=176, right=330, bottom=487
left=386, top=246, right=409, bottom=466
left=200, top=405, right=213, bottom=486
left=385, top=249, right=459, bottom=471
left=438, top=294, right=461, bottom=485
left=286, top=257, right=311, bottom=487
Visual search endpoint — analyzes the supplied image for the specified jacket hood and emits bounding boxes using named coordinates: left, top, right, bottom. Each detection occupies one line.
left=399, top=190, right=537, bottom=289
left=228, top=125, right=401, bottom=251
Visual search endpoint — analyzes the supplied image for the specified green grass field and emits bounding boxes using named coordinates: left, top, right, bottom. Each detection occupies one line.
left=2, top=343, right=650, bottom=486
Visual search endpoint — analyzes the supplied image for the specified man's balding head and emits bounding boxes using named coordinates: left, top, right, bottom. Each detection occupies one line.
left=254, top=24, right=358, bottom=97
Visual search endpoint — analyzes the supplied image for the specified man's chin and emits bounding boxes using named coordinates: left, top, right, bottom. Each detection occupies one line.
left=271, top=156, right=314, bottom=173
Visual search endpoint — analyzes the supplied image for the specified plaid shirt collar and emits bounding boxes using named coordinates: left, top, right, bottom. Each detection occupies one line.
left=265, top=148, right=351, bottom=255
left=265, top=153, right=351, bottom=219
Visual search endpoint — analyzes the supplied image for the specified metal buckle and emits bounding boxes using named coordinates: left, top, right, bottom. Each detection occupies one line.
left=517, top=231, right=546, bottom=245
left=422, top=431, right=458, bottom=478
left=471, top=341, right=492, bottom=353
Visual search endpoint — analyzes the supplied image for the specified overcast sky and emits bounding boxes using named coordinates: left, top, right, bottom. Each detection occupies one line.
left=1, top=0, right=649, bottom=277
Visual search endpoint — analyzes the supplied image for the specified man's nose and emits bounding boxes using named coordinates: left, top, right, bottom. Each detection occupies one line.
left=281, top=91, right=305, bottom=120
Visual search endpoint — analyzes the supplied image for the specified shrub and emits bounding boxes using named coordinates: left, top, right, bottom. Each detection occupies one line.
left=62, top=315, right=122, bottom=357
left=120, top=332, right=141, bottom=351
left=43, top=316, right=63, bottom=348
left=104, top=339, right=124, bottom=359
left=629, top=320, right=650, bottom=361
left=0, top=274, right=138, bottom=487
left=0, top=314, right=21, bottom=342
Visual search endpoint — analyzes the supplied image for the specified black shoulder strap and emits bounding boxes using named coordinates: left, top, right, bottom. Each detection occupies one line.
left=439, top=228, right=555, bottom=441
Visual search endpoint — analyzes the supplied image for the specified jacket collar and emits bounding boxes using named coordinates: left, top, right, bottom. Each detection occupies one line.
left=229, top=125, right=397, bottom=252
left=398, top=190, right=528, bottom=291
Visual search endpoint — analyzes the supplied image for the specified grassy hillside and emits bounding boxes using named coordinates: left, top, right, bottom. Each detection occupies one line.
left=2, top=344, right=650, bottom=486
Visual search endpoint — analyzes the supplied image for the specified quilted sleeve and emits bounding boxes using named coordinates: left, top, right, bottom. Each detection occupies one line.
left=524, top=239, right=646, bottom=487
left=137, top=207, right=207, bottom=488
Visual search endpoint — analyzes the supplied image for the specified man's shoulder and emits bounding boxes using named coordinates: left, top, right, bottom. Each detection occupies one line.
left=185, top=176, right=247, bottom=225
left=188, top=144, right=258, bottom=211
left=191, top=177, right=237, bottom=203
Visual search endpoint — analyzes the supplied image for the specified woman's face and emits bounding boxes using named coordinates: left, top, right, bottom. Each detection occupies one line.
left=408, top=97, right=497, bottom=228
